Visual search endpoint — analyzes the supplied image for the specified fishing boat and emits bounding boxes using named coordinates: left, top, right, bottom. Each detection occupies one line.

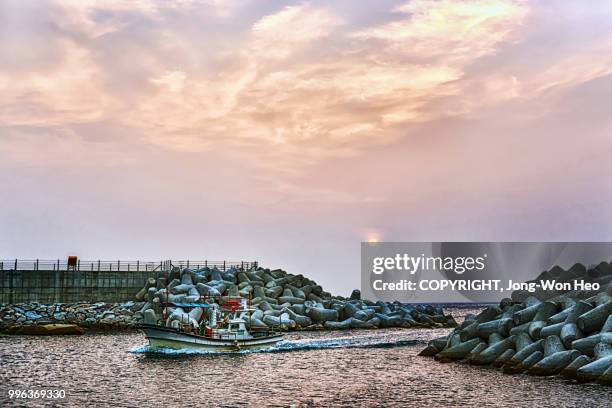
left=138, top=297, right=283, bottom=352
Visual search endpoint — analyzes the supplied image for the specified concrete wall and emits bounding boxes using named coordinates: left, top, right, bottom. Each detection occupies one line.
left=0, top=269, right=165, bottom=304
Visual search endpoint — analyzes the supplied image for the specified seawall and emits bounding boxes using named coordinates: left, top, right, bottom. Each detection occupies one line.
left=0, top=260, right=255, bottom=304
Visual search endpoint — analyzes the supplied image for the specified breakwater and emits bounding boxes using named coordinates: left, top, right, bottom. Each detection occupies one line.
left=420, top=262, right=612, bottom=386
left=0, top=265, right=458, bottom=333
left=137, top=265, right=457, bottom=331
left=510, top=261, right=612, bottom=302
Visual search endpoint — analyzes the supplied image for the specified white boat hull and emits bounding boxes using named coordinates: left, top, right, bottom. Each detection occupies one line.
left=140, top=325, right=283, bottom=352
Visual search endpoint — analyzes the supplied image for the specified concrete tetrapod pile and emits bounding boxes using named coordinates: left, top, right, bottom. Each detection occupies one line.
left=135, top=266, right=458, bottom=331
left=420, top=292, right=612, bottom=385
left=511, top=262, right=612, bottom=303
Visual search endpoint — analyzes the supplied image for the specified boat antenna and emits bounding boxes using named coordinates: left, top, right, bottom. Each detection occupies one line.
left=247, top=292, right=251, bottom=332
left=164, top=282, right=169, bottom=322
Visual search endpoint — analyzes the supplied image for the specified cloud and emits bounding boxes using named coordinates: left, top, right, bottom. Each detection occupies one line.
left=0, top=39, right=118, bottom=126
left=249, top=4, right=340, bottom=59
left=3, top=1, right=612, bottom=293
left=53, top=0, right=245, bottom=38
left=2, top=0, right=612, bottom=179
left=355, top=0, right=527, bottom=62
left=119, top=0, right=529, bottom=166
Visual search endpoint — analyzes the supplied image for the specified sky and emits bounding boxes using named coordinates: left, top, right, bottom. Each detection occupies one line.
left=2, top=0, right=612, bottom=295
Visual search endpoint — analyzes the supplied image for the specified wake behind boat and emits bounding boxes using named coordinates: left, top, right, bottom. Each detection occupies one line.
left=138, top=296, right=283, bottom=352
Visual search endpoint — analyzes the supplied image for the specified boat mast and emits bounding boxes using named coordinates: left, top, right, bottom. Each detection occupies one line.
left=163, top=283, right=169, bottom=322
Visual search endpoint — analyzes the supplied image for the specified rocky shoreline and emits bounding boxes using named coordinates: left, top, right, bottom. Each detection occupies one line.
left=0, top=301, right=144, bottom=334
left=419, top=262, right=612, bottom=386
left=1, top=265, right=458, bottom=334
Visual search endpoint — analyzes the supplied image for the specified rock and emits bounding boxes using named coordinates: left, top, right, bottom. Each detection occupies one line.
left=577, top=301, right=612, bottom=333
left=528, top=350, right=580, bottom=376
left=419, top=262, right=612, bottom=386
left=135, top=277, right=157, bottom=301
left=262, top=313, right=295, bottom=330
left=471, top=337, right=514, bottom=365
left=597, top=364, right=612, bottom=385
left=305, top=306, right=338, bottom=323
left=24, top=311, right=42, bottom=321
left=514, top=332, right=533, bottom=351
left=572, top=334, right=602, bottom=357
left=324, top=318, right=352, bottom=330
left=560, top=355, right=592, bottom=379
left=209, top=268, right=223, bottom=282
left=375, top=313, right=402, bottom=328
left=418, top=344, right=441, bottom=357
left=491, top=349, right=515, bottom=368
left=546, top=308, right=572, bottom=325
left=459, top=321, right=478, bottom=342
left=477, top=318, right=513, bottom=338
left=171, top=284, right=193, bottom=294
left=246, top=316, right=268, bottom=330
left=576, top=355, right=612, bottom=382
left=181, top=272, right=194, bottom=285
left=266, top=286, right=283, bottom=298
left=539, top=322, right=565, bottom=339
left=278, top=296, right=305, bottom=305
left=516, top=350, right=544, bottom=373
left=349, top=317, right=375, bottom=329
left=435, top=338, right=481, bottom=361
left=52, top=312, right=67, bottom=321
left=195, top=283, right=221, bottom=297
left=513, top=303, right=541, bottom=325
left=290, top=286, right=306, bottom=299
left=476, top=307, right=502, bottom=323
left=349, top=289, right=361, bottom=300
left=543, top=335, right=565, bottom=357
left=528, top=302, right=558, bottom=339
left=560, top=323, right=584, bottom=348
left=353, top=309, right=375, bottom=321
left=282, top=308, right=312, bottom=327
left=602, top=315, right=612, bottom=332
left=503, top=340, right=544, bottom=374
left=419, top=336, right=448, bottom=356
left=465, top=342, right=488, bottom=364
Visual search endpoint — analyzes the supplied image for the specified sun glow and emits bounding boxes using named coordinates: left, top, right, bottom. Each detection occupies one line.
left=367, top=234, right=380, bottom=244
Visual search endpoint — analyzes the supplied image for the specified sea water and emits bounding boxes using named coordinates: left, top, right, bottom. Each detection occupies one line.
left=1, top=307, right=610, bottom=407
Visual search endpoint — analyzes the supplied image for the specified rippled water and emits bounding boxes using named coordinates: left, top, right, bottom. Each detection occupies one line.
left=1, top=307, right=611, bottom=407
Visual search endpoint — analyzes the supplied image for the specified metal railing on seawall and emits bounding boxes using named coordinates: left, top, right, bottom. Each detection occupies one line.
left=0, top=259, right=257, bottom=272
left=0, top=259, right=257, bottom=304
